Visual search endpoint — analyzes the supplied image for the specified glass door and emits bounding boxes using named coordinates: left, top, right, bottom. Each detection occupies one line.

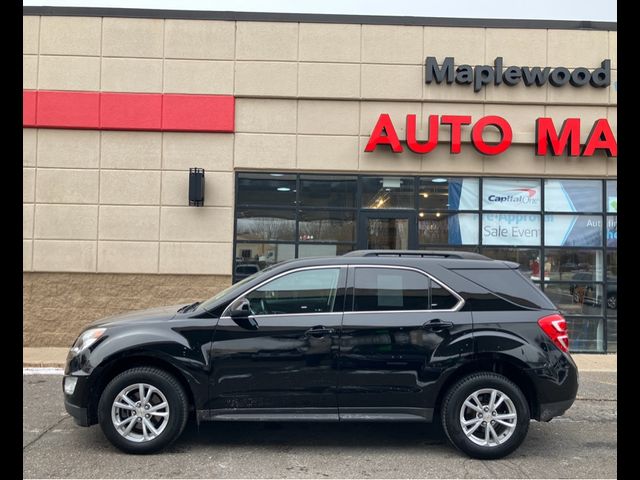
left=358, top=210, right=418, bottom=250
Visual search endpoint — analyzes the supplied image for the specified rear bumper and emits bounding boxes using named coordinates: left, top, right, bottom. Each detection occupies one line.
left=64, top=398, right=90, bottom=427
left=538, top=398, right=575, bottom=422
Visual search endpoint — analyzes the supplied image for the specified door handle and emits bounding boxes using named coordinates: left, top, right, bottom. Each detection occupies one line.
left=304, top=326, right=335, bottom=337
left=421, top=319, right=454, bottom=331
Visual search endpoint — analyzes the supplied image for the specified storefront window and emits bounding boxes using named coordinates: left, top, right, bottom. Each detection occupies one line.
left=237, top=173, right=296, bottom=206
left=566, top=317, right=605, bottom=352
left=544, top=215, right=603, bottom=247
left=298, top=244, right=354, bottom=258
left=236, top=208, right=296, bottom=241
left=481, top=213, right=541, bottom=246
left=544, top=249, right=603, bottom=281
left=606, top=180, right=617, bottom=213
left=419, top=213, right=478, bottom=245
left=235, top=243, right=295, bottom=276
left=361, top=176, right=415, bottom=209
left=233, top=173, right=617, bottom=352
left=298, top=210, right=355, bottom=242
left=480, top=248, right=539, bottom=278
left=544, top=179, right=602, bottom=212
left=543, top=283, right=604, bottom=316
left=607, top=215, right=617, bottom=247
left=482, top=178, right=541, bottom=211
left=299, top=175, right=357, bottom=208
left=606, top=251, right=617, bottom=281
left=419, top=177, right=479, bottom=210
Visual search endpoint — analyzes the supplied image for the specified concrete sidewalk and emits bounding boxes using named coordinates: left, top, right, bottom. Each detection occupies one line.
left=23, top=347, right=617, bottom=372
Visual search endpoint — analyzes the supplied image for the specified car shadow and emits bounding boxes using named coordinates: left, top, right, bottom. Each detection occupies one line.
left=164, top=418, right=448, bottom=453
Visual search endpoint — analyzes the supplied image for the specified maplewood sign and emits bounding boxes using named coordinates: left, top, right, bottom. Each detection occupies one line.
left=364, top=57, right=616, bottom=158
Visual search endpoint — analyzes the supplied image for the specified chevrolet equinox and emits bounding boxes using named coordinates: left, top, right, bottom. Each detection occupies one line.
left=63, top=250, right=578, bottom=459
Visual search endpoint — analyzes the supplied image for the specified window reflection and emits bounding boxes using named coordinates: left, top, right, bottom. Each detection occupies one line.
left=236, top=209, right=296, bottom=241
left=419, top=213, right=478, bottom=245
left=299, top=175, right=357, bottom=208
left=544, top=283, right=603, bottom=316
left=298, top=210, right=355, bottom=242
left=480, top=248, right=539, bottom=278
left=419, top=177, right=479, bottom=210
left=235, top=243, right=295, bottom=279
left=544, top=249, right=603, bottom=281
left=361, top=176, right=415, bottom=209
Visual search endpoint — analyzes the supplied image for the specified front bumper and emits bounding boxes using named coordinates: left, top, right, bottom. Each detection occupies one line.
left=64, top=398, right=90, bottom=427
left=538, top=398, right=575, bottom=422
left=62, top=373, right=93, bottom=427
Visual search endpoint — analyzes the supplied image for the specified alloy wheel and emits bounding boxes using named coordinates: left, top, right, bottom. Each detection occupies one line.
left=111, top=383, right=170, bottom=443
left=459, top=388, right=517, bottom=447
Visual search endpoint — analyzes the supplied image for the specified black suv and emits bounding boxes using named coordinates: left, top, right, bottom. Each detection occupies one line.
left=63, top=250, right=578, bottom=459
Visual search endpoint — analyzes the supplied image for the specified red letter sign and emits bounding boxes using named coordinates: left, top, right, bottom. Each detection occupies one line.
left=536, top=118, right=581, bottom=156
left=364, top=114, right=403, bottom=153
left=582, top=118, right=617, bottom=157
left=406, top=114, right=439, bottom=154
left=471, top=115, right=513, bottom=155
left=440, top=115, right=472, bottom=154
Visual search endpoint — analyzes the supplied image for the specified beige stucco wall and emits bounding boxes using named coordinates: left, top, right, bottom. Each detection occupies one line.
left=23, top=15, right=617, bottom=278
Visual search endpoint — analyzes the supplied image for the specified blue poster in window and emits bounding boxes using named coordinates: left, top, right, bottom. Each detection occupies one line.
left=607, top=216, right=617, bottom=247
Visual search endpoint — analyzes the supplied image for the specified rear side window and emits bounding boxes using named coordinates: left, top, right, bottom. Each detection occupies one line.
left=452, top=268, right=555, bottom=309
left=353, top=268, right=458, bottom=311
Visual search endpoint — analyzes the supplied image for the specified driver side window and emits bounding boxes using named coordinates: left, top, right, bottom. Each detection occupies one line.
left=245, top=268, right=341, bottom=315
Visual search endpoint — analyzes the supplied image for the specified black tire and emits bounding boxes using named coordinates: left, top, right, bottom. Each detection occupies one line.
left=440, top=372, right=530, bottom=460
left=98, top=367, right=189, bottom=454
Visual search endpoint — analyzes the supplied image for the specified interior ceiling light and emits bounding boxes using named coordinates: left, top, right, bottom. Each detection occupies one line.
left=421, top=193, right=429, bottom=198
left=419, top=212, right=425, bottom=218
left=277, top=187, right=291, bottom=192
left=432, top=178, right=448, bottom=183
left=436, top=212, right=441, bottom=217
left=270, top=173, right=285, bottom=177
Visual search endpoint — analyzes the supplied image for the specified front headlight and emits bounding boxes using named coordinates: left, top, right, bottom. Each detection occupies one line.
left=70, top=327, right=106, bottom=355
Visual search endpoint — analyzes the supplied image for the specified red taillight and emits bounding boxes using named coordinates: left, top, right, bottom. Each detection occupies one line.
left=538, top=313, right=569, bottom=353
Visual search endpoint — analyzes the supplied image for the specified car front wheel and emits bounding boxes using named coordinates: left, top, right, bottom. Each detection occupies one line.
left=98, top=367, right=189, bottom=454
left=441, top=372, right=530, bottom=459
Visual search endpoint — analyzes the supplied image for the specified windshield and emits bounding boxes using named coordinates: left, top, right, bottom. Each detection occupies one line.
left=199, top=264, right=277, bottom=311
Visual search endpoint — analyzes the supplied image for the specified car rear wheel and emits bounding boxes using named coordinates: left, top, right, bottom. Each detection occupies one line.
left=98, top=367, right=189, bottom=454
left=441, top=372, right=530, bottom=459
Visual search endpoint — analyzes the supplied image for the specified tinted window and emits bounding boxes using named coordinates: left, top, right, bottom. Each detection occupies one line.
left=452, top=268, right=555, bottom=309
left=237, top=173, right=296, bottom=206
left=431, top=281, right=459, bottom=310
left=354, top=268, right=429, bottom=311
left=299, top=175, right=356, bottom=208
left=246, top=268, right=341, bottom=315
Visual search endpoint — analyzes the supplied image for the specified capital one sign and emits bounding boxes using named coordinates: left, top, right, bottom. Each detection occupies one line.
left=364, top=114, right=617, bottom=157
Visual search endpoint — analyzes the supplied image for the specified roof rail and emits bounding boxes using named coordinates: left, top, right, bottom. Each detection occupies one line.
left=343, top=250, right=490, bottom=260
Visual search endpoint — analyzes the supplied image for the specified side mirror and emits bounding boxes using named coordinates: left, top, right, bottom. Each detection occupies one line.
left=227, top=298, right=258, bottom=330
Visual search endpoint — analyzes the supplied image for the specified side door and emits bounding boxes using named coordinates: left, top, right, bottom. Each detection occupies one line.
left=208, top=266, right=346, bottom=418
left=337, top=265, right=473, bottom=421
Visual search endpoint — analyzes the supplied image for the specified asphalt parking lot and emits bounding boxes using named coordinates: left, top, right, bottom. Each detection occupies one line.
left=23, top=371, right=616, bottom=479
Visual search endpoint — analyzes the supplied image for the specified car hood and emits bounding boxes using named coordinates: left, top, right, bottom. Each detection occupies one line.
left=87, top=304, right=185, bottom=328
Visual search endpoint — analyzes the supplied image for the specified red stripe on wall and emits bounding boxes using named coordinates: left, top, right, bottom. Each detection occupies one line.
left=23, top=91, right=37, bottom=127
left=101, top=93, right=163, bottom=130
left=163, top=94, right=234, bottom=132
left=38, top=90, right=100, bottom=129
left=22, top=90, right=235, bottom=133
